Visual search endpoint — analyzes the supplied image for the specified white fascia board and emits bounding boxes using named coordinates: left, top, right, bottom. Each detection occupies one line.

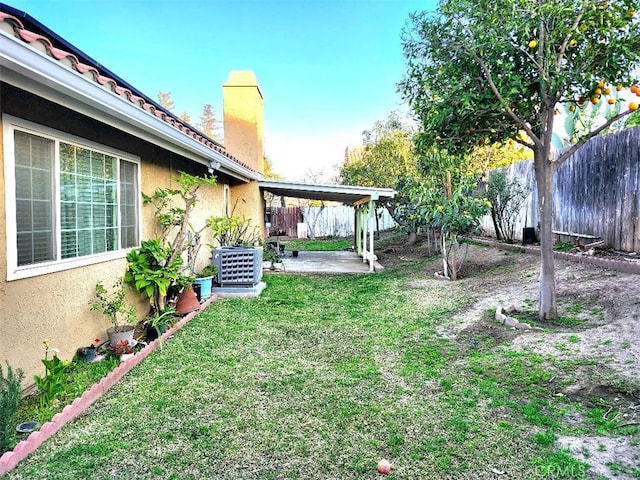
left=0, top=33, right=258, bottom=182
left=259, top=179, right=396, bottom=199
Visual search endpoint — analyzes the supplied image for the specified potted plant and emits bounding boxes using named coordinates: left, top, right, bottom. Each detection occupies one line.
left=112, top=340, right=134, bottom=362
left=91, top=280, right=137, bottom=347
left=263, top=247, right=281, bottom=271
left=192, top=264, right=218, bottom=302
left=76, top=338, right=102, bottom=363
left=208, top=214, right=261, bottom=248
left=144, top=307, right=176, bottom=347
left=124, top=239, right=183, bottom=311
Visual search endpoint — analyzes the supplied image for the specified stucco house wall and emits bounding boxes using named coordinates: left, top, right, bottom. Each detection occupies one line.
left=0, top=7, right=265, bottom=386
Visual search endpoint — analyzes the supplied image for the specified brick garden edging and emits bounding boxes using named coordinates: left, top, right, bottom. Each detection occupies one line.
left=0, top=295, right=217, bottom=477
left=469, top=237, right=640, bottom=274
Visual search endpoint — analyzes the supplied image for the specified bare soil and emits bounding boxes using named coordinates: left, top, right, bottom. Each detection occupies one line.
left=377, top=234, right=640, bottom=480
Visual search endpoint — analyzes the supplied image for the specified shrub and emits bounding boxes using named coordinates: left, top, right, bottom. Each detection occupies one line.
left=486, top=169, right=529, bottom=243
left=1, top=362, right=24, bottom=453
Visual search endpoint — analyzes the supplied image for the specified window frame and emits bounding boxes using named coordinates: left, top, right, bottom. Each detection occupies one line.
left=3, top=114, right=142, bottom=281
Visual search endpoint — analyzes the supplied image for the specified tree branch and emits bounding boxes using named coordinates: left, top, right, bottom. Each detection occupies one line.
left=555, top=109, right=634, bottom=165
left=555, top=6, right=587, bottom=74
left=452, top=14, right=542, bottom=149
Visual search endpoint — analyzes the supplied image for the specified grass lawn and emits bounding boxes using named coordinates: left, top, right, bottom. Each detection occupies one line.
left=283, top=237, right=353, bottom=252
left=6, top=257, right=598, bottom=479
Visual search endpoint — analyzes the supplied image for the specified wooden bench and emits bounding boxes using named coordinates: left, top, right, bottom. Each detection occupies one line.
left=552, top=230, right=602, bottom=247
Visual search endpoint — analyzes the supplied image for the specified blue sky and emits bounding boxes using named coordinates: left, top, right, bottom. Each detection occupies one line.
left=6, top=0, right=438, bottom=180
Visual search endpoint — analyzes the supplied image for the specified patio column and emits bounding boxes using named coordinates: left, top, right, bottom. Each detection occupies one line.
left=354, top=196, right=377, bottom=272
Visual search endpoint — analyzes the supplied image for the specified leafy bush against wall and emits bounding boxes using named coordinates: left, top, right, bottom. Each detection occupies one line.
left=1, top=362, right=24, bottom=453
left=486, top=169, right=530, bottom=243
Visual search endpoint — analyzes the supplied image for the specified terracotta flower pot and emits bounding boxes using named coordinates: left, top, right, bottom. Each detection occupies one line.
left=176, top=285, right=200, bottom=315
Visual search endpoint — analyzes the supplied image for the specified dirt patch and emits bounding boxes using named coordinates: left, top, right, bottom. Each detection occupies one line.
left=377, top=234, right=640, bottom=479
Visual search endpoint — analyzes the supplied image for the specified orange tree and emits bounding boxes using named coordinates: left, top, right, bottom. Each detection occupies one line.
left=400, top=0, right=640, bottom=319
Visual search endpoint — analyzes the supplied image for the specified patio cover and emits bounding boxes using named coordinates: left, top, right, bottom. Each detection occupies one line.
left=259, top=180, right=396, bottom=272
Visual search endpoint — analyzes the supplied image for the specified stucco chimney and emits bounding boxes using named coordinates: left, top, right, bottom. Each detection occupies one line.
left=222, top=70, right=264, bottom=174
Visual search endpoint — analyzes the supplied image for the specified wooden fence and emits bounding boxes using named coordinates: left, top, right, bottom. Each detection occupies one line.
left=267, top=205, right=396, bottom=239
left=480, top=125, right=640, bottom=252
left=266, top=207, right=302, bottom=238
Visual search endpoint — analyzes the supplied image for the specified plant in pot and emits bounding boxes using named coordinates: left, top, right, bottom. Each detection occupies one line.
left=208, top=214, right=261, bottom=249
left=76, top=338, right=102, bottom=363
left=112, top=340, right=134, bottom=362
left=91, top=280, right=137, bottom=348
left=192, top=264, right=218, bottom=302
left=263, top=246, right=281, bottom=271
left=144, top=307, right=176, bottom=346
left=124, top=239, right=183, bottom=312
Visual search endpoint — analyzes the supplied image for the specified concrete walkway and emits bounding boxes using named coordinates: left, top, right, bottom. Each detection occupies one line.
left=279, top=250, right=383, bottom=274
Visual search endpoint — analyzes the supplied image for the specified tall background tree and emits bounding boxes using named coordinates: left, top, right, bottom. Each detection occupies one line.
left=157, top=93, right=221, bottom=140
left=157, top=92, right=175, bottom=111
left=401, top=0, right=640, bottom=319
left=197, top=104, right=221, bottom=141
left=340, top=112, right=420, bottom=242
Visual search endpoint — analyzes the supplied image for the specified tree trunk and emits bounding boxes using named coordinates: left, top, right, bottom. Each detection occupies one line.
left=490, top=208, right=503, bottom=240
left=535, top=149, right=557, bottom=320
left=441, top=232, right=449, bottom=278
left=450, top=234, right=458, bottom=281
left=406, top=231, right=417, bottom=246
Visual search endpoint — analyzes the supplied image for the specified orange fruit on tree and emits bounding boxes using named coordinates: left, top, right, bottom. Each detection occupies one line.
left=598, top=80, right=605, bottom=88
left=603, top=87, right=611, bottom=95
left=569, top=105, right=576, bottom=112
left=528, top=40, right=538, bottom=49
left=591, top=97, right=599, bottom=105
left=630, top=102, right=639, bottom=112
left=594, top=87, right=602, bottom=95
left=631, top=85, right=639, bottom=94
left=608, top=98, right=616, bottom=105
left=616, top=84, right=623, bottom=92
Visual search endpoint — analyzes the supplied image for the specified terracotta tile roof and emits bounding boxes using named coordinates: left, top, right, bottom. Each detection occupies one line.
left=0, top=10, right=255, bottom=173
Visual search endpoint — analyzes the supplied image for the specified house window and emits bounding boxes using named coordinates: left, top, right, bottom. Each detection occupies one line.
left=4, top=116, right=140, bottom=280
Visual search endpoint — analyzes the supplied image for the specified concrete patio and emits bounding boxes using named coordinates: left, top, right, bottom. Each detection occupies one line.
left=277, top=250, right=384, bottom=274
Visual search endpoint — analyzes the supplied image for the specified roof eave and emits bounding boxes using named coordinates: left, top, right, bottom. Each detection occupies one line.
left=0, top=32, right=259, bottom=182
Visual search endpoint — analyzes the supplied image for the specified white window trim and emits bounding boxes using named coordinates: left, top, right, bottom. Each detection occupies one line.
left=3, top=114, right=142, bottom=281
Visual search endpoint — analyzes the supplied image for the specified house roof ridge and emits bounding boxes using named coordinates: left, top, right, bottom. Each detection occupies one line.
left=0, top=8, right=255, bottom=174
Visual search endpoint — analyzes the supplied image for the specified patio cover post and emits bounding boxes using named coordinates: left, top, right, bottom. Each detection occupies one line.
left=354, top=196, right=377, bottom=272
left=368, top=198, right=375, bottom=272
